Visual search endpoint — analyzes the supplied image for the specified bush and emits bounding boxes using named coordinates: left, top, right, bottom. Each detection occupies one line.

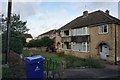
left=27, top=36, right=54, bottom=48
left=2, top=67, right=13, bottom=77
left=85, top=56, right=103, bottom=68
left=48, top=50, right=52, bottom=53
left=2, top=30, right=25, bottom=54
left=57, top=52, right=64, bottom=57
left=72, top=60, right=86, bottom=67
left=64, top=55, right=85, bottom=68
left=63, top=55, right=103, bottom=68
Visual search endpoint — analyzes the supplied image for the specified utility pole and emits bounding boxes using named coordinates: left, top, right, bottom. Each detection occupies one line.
left=6, top=0, right=12, bottom=64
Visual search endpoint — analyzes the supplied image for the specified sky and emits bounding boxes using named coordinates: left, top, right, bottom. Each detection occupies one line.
left=0, top=0, right=120, bottom=38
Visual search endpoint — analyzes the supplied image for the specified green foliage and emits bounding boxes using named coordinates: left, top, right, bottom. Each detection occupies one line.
left=57, top=52, right=64, bottom=57
left=27, top=36, right=54, bottom=48
left=48, top=50, right=52, bottom=53
left=64, top=55, right=103, bottom=68
left=85, top=56, right=103, bottom=68
left=2, top=30, right=26, bottom=54
left=64, top=55, right=85, bottom=68
left=2, top=13, right=28, bottom=54
left=2, top=14, right=29, bottom=33
left=43, top=58, right=60, bottom=70
left=2, top=67, right=13, bottom=77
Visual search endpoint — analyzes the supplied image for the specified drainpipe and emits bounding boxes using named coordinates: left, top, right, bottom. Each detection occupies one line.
left=115, top=23, right=118, bottom=65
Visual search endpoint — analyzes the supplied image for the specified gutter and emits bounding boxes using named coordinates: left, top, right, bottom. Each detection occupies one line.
left=115, top=23, right=118, bottom=65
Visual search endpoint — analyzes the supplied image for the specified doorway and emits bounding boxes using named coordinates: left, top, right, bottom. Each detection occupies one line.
left=100, top=44, right=109, bottom=60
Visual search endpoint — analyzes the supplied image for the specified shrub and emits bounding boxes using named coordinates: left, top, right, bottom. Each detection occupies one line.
left=64, top=55, right=85, bottom=68
left=2, top=30, right=25, bottom=54
left=57, top=52, right=64, bottom=57
left=72, top=60, right=86, bottom=67
left=48, top=50, right=52, bottom=53
left=85, top=56, right=103, bottom=68
left=2, top=67, right=13, bottom=77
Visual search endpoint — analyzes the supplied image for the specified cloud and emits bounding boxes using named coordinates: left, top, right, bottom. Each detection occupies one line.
left=118, top=1, right=120, bottom=19
left=0, top=2, right=41, bottom=19
left=12, top=2, right=41, bottom=19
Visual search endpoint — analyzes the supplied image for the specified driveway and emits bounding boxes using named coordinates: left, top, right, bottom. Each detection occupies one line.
left=64, top=62, right=120, bottom=79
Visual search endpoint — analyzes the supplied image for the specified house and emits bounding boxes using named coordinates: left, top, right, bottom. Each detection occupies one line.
left=23, top=34, right=33, bottom=43
left=37, top=29, right=56, bottom=39
left=55, top=10, right=120, bottom=63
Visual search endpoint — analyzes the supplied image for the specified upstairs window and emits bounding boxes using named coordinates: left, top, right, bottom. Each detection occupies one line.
left=61, top=30, right=69, bottom=37
left=99, top=24, right=108, bottom=34
left=57, top=32, right=61, bottom=37
left=73, top=27, right=89, bottom=36
left=64, top=30, right=69, bottom=36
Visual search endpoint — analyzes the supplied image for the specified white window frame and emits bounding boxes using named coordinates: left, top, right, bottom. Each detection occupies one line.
left=73, top=27, right=89, bottom=36
left=72, top=42, right=89, bottom=52
left=99, top=24, right=108, bottom=34
left=61, top=29, right=70, bottom=37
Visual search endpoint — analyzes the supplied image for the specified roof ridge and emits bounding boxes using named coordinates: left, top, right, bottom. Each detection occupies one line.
left=100, top=10, right=114, bottom=21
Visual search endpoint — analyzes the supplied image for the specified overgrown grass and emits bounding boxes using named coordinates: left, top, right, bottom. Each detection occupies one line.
left=0, top=53, right=6, bottom=64
left=64, top=55, right=103, bottom=68
left=85, top=56, right=103, bottom=68
left=2, top=67, right=13, bottom=77
left=23, top=50, right=65, bottom=63
left=22, top=50, right=103, bottom=69
left=64, top=55, right=86, bottom=68
left=23, top=50, right=63, bottom=70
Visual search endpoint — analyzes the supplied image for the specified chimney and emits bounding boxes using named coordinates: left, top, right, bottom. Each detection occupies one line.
left=83, top=11, right=88, bottom=17
left=105, top=10, right=109, bottom=15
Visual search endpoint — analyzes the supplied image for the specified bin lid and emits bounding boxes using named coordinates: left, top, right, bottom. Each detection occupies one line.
left=24, top=55, right=45, bottom=64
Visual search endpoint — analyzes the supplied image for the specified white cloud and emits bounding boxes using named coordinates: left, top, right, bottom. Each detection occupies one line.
left=12, top=2, right=41, bottom=19
left=118, top=1, right=120, bottom=19
left=36, top=9, right=67, bottom=20
left=1, top=0, right=120, bottom=2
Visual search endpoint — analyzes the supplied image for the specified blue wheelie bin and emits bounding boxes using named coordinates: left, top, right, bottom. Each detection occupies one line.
left=24, top=55, right=45, bottom=79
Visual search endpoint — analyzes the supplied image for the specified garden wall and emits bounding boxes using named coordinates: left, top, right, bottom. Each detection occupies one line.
left=23, top=47, right=47, bottom=52
left=10, top=50, right=25, bottom=65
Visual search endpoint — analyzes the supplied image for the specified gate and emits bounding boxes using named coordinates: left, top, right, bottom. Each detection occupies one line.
left=43, top=58, right=60, bottom=79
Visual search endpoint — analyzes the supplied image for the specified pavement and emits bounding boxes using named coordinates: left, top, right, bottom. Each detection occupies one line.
left=64, top=62, right=120, bottom=80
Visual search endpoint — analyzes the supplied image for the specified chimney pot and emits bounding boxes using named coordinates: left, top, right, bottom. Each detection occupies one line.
left=83, top=11, right=88, bottom=17
left=106, top=10, right=109, bottom=15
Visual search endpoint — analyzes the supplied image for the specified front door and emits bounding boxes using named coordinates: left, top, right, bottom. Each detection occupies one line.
left=100, top=45, right=109, bottom=60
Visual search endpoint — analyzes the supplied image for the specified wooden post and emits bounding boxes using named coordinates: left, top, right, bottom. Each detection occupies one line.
left=6, top=0, right=12, bottom=65
left=60, top=61, right=66, bottom=78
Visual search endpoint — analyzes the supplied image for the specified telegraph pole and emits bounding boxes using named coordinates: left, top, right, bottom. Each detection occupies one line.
left=6, top=0, right=12, bottom=64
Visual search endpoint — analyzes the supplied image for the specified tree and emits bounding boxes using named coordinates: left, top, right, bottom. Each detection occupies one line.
left=27, top=36, right=54, bottom=48
left=1, top=13, right=29, bottom=54
left=2, top=30, right=26, bottom=54
left=2, top=14, right=29, bottom=33
left=40, top=36, right=54, bottom=47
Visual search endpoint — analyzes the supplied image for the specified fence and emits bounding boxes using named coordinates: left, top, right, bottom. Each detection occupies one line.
left=43, top=58, right=61, bottom=79
left=9, top=50, right=66, bottom=79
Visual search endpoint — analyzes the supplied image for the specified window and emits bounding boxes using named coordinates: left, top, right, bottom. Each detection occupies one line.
left=64, top=30, right=69, bottom=36
left=73, top=27, right=88, bottom=35
left=57, top=32, right=61, bottom=37
left=61, top=30, right=70, bottom=37
left=99, top=24, right=108, bottom=34
left=61, top=42, right=71, bottom=49
left=73, top=42, right=89, bottom=52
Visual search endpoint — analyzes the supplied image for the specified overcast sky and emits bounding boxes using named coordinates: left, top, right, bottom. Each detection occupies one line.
left=1, top=0, right=120, bottom=38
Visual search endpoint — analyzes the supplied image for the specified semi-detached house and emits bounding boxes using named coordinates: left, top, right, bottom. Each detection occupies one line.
left=55, top=10, right=120, bottom=63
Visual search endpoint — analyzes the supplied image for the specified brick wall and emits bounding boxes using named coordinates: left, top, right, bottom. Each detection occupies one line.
left=55, top=23, right=119, bottom=63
